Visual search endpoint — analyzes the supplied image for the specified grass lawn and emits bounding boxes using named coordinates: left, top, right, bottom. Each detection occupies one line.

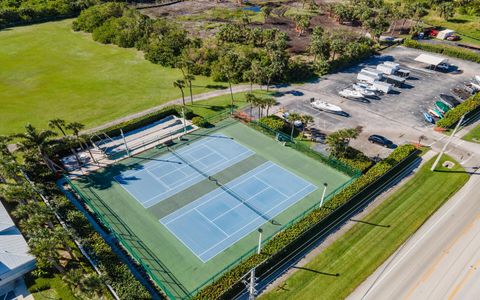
left=25, top=273, right=77, bottom=300
left=423, top=13, right=480, bottom=46
left=0, top=19, right=226, bottom=135
left=462, top=124, right=480, bottom=143
left=260, top=154, right=469, bottom=300
left=186, top=90, right=271, bottom=118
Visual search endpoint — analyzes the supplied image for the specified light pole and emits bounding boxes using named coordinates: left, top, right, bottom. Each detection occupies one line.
left=257, top=228, right=263, bottom=254
left=319, top=182, right=328, bottom=208
left=431, top=114, right=465, bottom=171
left=247, top=228, right=263, bottom=300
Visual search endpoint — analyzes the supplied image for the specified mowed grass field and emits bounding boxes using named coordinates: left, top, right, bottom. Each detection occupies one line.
left=423, top=13, right=480, bottom=46
left=462, top=124, right=480, bottom=143
left=0, top=19, right=225, bottom=135
left=260, top=154, right=469, bottom=300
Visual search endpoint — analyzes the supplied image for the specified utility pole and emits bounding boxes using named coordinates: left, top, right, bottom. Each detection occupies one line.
left=431, top=114, right=465, bottom=171
left=245, top=228, right=263, bottom=300
left=319, top=182, right=328, bottom=208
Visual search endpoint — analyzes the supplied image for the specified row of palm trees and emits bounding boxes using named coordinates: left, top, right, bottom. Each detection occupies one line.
left=245, top=93, right=277, bottom=118
left=0, top=127, right=104, bottom=298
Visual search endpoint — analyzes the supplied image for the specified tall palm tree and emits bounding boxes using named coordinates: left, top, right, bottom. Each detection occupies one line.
left=264, top=97, right=277, bottom=116
left=66, top=122, right=86, bottom=167
left=287, top=112, right=302, bottom=140
left=245, top=93, right=257, bottom=118
left=300, top=114, right=314, bottom=138
left=15, top=124, right=57, bottom=172
left=174, top=79, right=186, bottom=106
left=185, top=74, right=195, bottom=104
left=48, top=119, right=67, bottom=136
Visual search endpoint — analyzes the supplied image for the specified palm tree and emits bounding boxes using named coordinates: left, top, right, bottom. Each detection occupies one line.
left=263, top=97, right=277, bottom=116
left=287, top=112, right=302, bottom=140
left=245, top=93, right=257, bottom=118
left=48, top=119, right=67, bottom=136
left=66, top=122, right=86, bottom=166
left=300, top=114, right=314, bottom=138
left=0, top=135, right=22, bottom=183
left=174, top=79, right=186, bottom=106
left=15, top=124, right=57, bottom=172
left=28, top=228, right=65, bottom=274
left=185, top=74, right=195, bottom=104
left=326, top=128, right=360, bottom=157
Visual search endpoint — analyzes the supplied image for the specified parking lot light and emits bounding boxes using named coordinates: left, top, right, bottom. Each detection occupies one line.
left=320, top=183, right=328, bottom=208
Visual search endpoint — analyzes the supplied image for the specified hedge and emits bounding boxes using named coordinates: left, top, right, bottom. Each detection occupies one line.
left=192, top=144, right=417, bottom=299
left=436, top=94, right=480, bottom=128
left=403, top=39, right=480, bottom=63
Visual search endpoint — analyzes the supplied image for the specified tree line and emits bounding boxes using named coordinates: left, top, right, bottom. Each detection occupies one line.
left=0, top=120, right=151, bottom=299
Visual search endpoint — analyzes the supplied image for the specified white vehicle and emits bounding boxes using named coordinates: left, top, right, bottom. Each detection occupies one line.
left=352, top=84, right=377, bottom=97
left=355, top=82, right=379, bottom=93
left=475, top=75, right=480, bottom=84
left=377, top=64, right=396, bottom=75
left=361, top=68, right=384, bottom=80
left=310, top=100, right=343, bottom=113
left=373, top=81, right=393, bottom=94
left=339, top=88, right=364, bottom=99
left=384, top=61, right=400, bottom=69
left=357, top=71, right=377, bottom=84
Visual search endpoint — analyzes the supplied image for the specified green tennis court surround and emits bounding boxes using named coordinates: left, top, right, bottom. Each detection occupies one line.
left=68, top=118, right=355, bottom=299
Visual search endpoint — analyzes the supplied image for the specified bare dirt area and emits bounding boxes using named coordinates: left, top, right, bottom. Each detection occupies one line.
left=136, top=0, right=361, bottom=53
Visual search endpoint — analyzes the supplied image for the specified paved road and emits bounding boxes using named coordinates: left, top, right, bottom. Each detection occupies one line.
left=348, top=164, right=480, bottom=300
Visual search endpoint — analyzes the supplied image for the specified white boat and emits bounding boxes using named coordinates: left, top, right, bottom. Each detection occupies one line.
left=339, top=89, right=364, bottom=99
left=352, top=85, right=377, bottom=97
left=355, top=82, right=379, bottom=93
left=311, top=100, right=342, bottom=112
left=475, top=75, right=480, bottom=84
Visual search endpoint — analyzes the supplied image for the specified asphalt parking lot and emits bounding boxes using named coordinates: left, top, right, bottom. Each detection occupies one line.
left=271, top=46, right=480, bottom=158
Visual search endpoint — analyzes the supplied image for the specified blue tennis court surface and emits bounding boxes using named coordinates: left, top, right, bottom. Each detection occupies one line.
left=160, top=161, right=317, bottom=262
left=114, top=134, right=253, bottom=208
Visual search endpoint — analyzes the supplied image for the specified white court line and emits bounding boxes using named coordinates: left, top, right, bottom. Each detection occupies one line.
left=203, top=142, right=229, bottom=161
left=197, top=183, right=316, bottom=258
left=161, top=162, right=274, bottom=225
left=253, top=175, right=289, bottom=198
left=209, top=185, right=272, bottom=222
left=140, top=144, right=254, bottom=208
left=194, top=208, right=230, bottom=237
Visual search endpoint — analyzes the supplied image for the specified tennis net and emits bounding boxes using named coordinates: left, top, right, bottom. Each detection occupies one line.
left=166, top=146, right=276, bottom=224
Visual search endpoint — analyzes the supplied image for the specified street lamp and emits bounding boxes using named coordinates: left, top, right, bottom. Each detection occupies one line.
left=319, top=182, right=328, bottom=208
left=257, top=228, right=263, bottom=255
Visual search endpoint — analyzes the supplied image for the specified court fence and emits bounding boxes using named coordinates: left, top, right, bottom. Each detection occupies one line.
left=62, top=111, right=377, bottom=300
left=64, top=176, right=190, bottom=300
left=191, top=144, right=419, bottom=300
left=247, top=120, right=362, bottom=178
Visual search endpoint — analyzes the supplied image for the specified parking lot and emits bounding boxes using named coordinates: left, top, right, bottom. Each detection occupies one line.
left=271, top=46, right=480, bottom=157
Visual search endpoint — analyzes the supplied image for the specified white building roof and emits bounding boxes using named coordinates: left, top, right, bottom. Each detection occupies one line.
left=0, top=201, right=36, bottom=287
left=414, top=54, right=447, bottom=66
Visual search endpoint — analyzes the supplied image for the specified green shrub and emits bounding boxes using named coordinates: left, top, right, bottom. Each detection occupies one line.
left=337, top=147, right=373, bottom=173
left=193, top=144, right=417, bottom=299
left=403, top=39, right=480, bottom=63
left=257, top=116, right=285, bottom=132
left=192, top=116, right=209, bottom=128
left=72, top=2, right=125, bottom=33
left=436, top=94, right=480, bottom=128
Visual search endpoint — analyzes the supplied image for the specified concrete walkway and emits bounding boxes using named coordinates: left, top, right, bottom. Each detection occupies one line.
left=83, top=84, right=260, bottom=134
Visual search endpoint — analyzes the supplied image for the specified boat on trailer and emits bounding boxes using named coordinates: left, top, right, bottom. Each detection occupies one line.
left=310, top=100, right=343, bottom=113
left=339, top=88, right=364, bottom=100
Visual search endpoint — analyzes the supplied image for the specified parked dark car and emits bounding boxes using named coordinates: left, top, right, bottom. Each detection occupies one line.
left=439, top=93, right=461, bottom=108
left=368, top=135, right=393, bottom=147
left=446, top=35, right=460, bottom=41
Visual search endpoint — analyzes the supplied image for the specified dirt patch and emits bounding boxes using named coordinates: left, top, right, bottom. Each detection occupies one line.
left=136, top=0, right=363, bottom=54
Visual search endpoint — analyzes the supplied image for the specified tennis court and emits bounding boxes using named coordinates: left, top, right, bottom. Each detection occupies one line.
left=161, top=161, right=317, bottom=262
left=114, top=134, right=253, bottom=208
left=69, top=119, right=355, bottom=298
